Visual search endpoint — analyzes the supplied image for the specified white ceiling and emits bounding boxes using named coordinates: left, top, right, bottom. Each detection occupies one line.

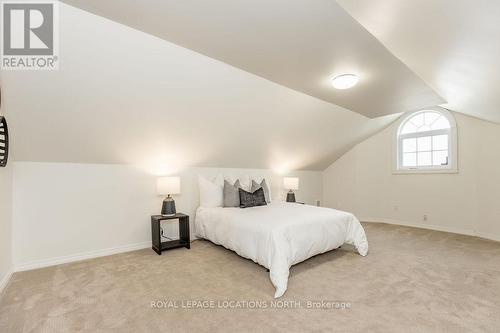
left=61, top=0, right=444, bottom=118
left=337, top=0, right=500, bottom=123
left=5, top=1, right=497, bottom=171
left=0, top=3, right=399, bottom=171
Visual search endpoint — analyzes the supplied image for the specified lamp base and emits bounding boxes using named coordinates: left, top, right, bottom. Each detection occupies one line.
left=161, top=196, right=176, bottom=216
left=286, top=192, right=296, bottom=203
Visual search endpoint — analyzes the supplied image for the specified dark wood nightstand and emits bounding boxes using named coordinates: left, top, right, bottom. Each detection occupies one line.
left=151, top=213, right=190, bottom=255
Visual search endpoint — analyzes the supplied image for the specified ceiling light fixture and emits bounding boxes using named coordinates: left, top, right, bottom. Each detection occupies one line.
left=332, top=74, right=359, bottom=90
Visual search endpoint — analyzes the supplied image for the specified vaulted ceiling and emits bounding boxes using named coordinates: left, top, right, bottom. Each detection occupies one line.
left=2, top=1, right=499, bottom=171
left=61, top=0, right=444, bottom=118
left=0, top=3, right=398, bottom=171
left=337, top=0, right=500, bottom=123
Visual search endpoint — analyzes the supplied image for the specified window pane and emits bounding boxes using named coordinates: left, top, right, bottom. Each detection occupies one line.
left=418, top=152, right=432, bottom=166
left=410, top=113, right=424, bottom=127
left=403, top=153, right=417, bottom=167
left=418, top=125, right=432, bottom=132
left=401, top=122, right=417, bottom=134
left=417, top=136, right=431, bottom=151
left=432, top=134, right=448, bottom=150
left=430, top=116, right=451, bottom=130
left=398, top=111, right=454, bottom=171
left=402, top=138, right=417, bottom=152
left=433, top=150, right=449, bottom=166
left=424, top=112, right=440, bottom=126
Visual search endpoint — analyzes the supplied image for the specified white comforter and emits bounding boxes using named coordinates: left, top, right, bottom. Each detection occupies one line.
left=195, top=202, right=368, bottom=298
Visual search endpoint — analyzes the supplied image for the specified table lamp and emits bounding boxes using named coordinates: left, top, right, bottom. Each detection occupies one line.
left=157, top=176, right=181, bottom=216
left=283, top=177, right=299, bottom=202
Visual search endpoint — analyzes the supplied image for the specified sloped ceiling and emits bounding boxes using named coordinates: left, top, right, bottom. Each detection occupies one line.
left=337, top=0, right=500, bottom=123
left=0, top=3, right=399, bottom=171
left=60, top=0, right=444, bottom=118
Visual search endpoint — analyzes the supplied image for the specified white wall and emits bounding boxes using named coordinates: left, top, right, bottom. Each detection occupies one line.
left=12, top=162, right=322, bottom=271
left=323, top=112, right=500, bottom=241
left=0, top=163, right=13, bottom=293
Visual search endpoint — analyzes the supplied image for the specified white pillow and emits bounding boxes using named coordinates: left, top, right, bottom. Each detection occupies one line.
left=198, top=174, right=224, bottom=207
left=239, top=175, right=251, bottom=191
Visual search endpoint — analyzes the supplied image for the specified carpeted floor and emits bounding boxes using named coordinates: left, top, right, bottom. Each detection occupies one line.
left=1, top=223, right=500, bottom=333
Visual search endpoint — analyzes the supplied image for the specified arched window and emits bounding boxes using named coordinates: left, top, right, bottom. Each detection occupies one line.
left=395, top=108, right=457, bottom=173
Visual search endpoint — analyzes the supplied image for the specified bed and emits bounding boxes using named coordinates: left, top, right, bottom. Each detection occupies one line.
left=195, top=202, right=369, bottom=298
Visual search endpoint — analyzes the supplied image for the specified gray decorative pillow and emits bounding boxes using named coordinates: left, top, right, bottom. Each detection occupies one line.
left=251, top=179, right=271, bottom=203
left=223, top=179, right=241, bottom=207
left=239, top=188, right=267, bottom=208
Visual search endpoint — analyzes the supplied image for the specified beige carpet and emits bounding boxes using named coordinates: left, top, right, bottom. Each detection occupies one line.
left=1, top=223, right=500, bottom=333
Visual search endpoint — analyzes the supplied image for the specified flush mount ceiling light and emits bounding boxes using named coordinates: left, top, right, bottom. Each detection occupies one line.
left=332, top=74, right=359, bottom=90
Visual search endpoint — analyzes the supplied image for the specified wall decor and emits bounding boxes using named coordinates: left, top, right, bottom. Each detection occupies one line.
left=0, top=115, right=8, bottom=167
left=0, top=87, right=8, bottom=167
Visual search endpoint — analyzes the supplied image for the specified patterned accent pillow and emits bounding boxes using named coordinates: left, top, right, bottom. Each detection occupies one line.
left=239, top=187, right=267, bottom=208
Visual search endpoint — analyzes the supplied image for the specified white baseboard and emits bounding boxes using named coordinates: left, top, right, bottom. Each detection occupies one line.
left=363, top=217, right=475, bottom=236
left=475, top=231, right=500, bottom=243
left=14, top=241, right=151, bottom=272
left=11, top=221, right=499, bottom=274
left=360, top=217, right=500, bottom=242
left=0, top=269, right=13, bottom=296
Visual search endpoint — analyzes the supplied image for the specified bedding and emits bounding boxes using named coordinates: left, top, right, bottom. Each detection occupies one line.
left=238, top=187, right=267, bottom=208
left=223, top=179, right=241, bottom=207
left=251, top=176, right=272, bottom=201
left=226, top=175, right=251, bottom=191
left=195, top=202, right=368, bottom=298
left=251, top=179, right=271, bottom=203
left=198, top=175, right=224, bottom=207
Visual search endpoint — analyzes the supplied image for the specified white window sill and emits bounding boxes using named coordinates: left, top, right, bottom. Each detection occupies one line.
left=393, top=168, right=458, bottom=175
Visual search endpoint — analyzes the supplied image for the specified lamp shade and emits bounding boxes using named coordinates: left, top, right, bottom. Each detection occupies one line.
left=157, top=176, right=181, bottom=195
left=283, top=177, right=299, bottom=191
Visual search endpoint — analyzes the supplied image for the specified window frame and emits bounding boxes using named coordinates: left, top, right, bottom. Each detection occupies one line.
left=393, top=107, right=458, bottom=174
